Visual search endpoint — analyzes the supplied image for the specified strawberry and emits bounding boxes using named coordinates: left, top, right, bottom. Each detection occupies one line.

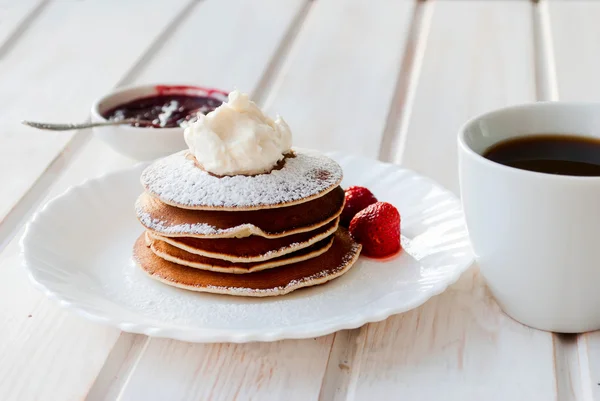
left=349, top=202, right=401, bottom=258
left=340, top=186, right=378, bottom=227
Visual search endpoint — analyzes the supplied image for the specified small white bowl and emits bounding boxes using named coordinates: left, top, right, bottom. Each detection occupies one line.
left=91, top=84, right=228, bottom=161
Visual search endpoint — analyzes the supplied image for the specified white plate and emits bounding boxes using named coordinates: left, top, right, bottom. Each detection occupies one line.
left=21, top=152, right=474, bottom=343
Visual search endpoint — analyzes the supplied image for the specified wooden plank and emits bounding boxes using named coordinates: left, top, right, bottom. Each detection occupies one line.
left=548, top=0, right=600, bottom=102
left=263, top=0, right=414, bottom=158
left=398, top=0, right=537, bottom=195
left=132, top=0, right=306, bottom=94
left=349, top=2, right=558, bottom=400
left=120, top=337, right=334, bottom=401
left=117, top=1, right=414, bottom=400
left=0, top=0, right=191, bottom=223
left=0, top=1, right=312, bottom=400
left=548, top=2, right=600, bottom=399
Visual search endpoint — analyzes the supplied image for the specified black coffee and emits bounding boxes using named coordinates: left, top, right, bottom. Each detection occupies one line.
left=483, top=135, right=600, bottom=176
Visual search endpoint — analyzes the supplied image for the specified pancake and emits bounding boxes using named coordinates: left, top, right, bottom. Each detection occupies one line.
left=134, top=228, right=362, bottom=297
left=147, top=219, right=338, bottom=262
left=136, top=186, right=344, bottom=239
left=146, top=232, right=334, bottom=274
left=141, top=149, right=343, bottom=211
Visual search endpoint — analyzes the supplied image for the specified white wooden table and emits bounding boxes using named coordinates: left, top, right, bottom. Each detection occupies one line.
left=0, top=0, right=597, bottom=399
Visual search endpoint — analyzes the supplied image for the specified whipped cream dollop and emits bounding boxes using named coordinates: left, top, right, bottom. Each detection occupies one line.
left=184, top=90, right=292, bottom=176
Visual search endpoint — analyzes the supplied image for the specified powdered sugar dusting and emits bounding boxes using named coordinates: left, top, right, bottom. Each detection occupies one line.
left=136, top=204, right=242, bottom=236
left=201, top=240, right=362, bottom=296
left=261, top=242, right=300, bottom=258
left=141, top=150, right=343, bottom=209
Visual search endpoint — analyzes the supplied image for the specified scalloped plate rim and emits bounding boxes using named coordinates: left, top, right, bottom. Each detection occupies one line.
left=21, top=152, right=474, bottom=343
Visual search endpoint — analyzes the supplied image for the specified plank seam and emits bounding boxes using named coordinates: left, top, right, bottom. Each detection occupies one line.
left=85, top=334, right=149, bottom=401
left=551, top=332, right=560, bottom=401
left=317, top=332, right=338, bottom=401
left=114, top=337, right=152, bottom=401
left=344, top=325, right=368, bottom=401
left=378, top=0, right=433, bottom=164
left=317, top=326, right=371, bottom=401
left=553, top=334, right=586, bottom=401
left=533, top=0, right=559, bottom=101
left=113, top=0, right=201, bottom=88
left=0, top=131, right=91, bottom=252
left=252, top=0, right=314, bottom=106
left=0, top=0, right=49, bottom=60
left=578, top=335, right=594, bottom=401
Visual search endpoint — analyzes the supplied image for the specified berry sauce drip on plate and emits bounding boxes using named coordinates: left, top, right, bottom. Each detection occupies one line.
left=103, top=95, right=223, bottom=128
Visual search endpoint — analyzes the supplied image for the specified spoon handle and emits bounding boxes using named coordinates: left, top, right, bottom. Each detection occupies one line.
left=21, top=118, right=144, bottom=131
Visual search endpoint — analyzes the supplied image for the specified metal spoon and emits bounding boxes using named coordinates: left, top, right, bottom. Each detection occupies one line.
left=21, top=118, right=154, bottom=131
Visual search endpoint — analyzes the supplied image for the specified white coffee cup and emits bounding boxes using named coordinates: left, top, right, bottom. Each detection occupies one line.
left=458, top=102, right=600, bottom=333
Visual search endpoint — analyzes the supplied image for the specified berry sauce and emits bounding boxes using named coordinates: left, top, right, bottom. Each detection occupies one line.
left=102, top=94, right=223, bottom=128
left=361, top=247, right=403, bottom=261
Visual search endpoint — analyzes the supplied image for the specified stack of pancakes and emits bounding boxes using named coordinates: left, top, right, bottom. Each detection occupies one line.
left=133, top=150, right=361, bottom=297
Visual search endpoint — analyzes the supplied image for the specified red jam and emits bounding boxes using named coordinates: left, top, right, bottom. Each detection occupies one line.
left=102, top=94, right=224, bottom=128
left=361, top=247, right=403, bottom=261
